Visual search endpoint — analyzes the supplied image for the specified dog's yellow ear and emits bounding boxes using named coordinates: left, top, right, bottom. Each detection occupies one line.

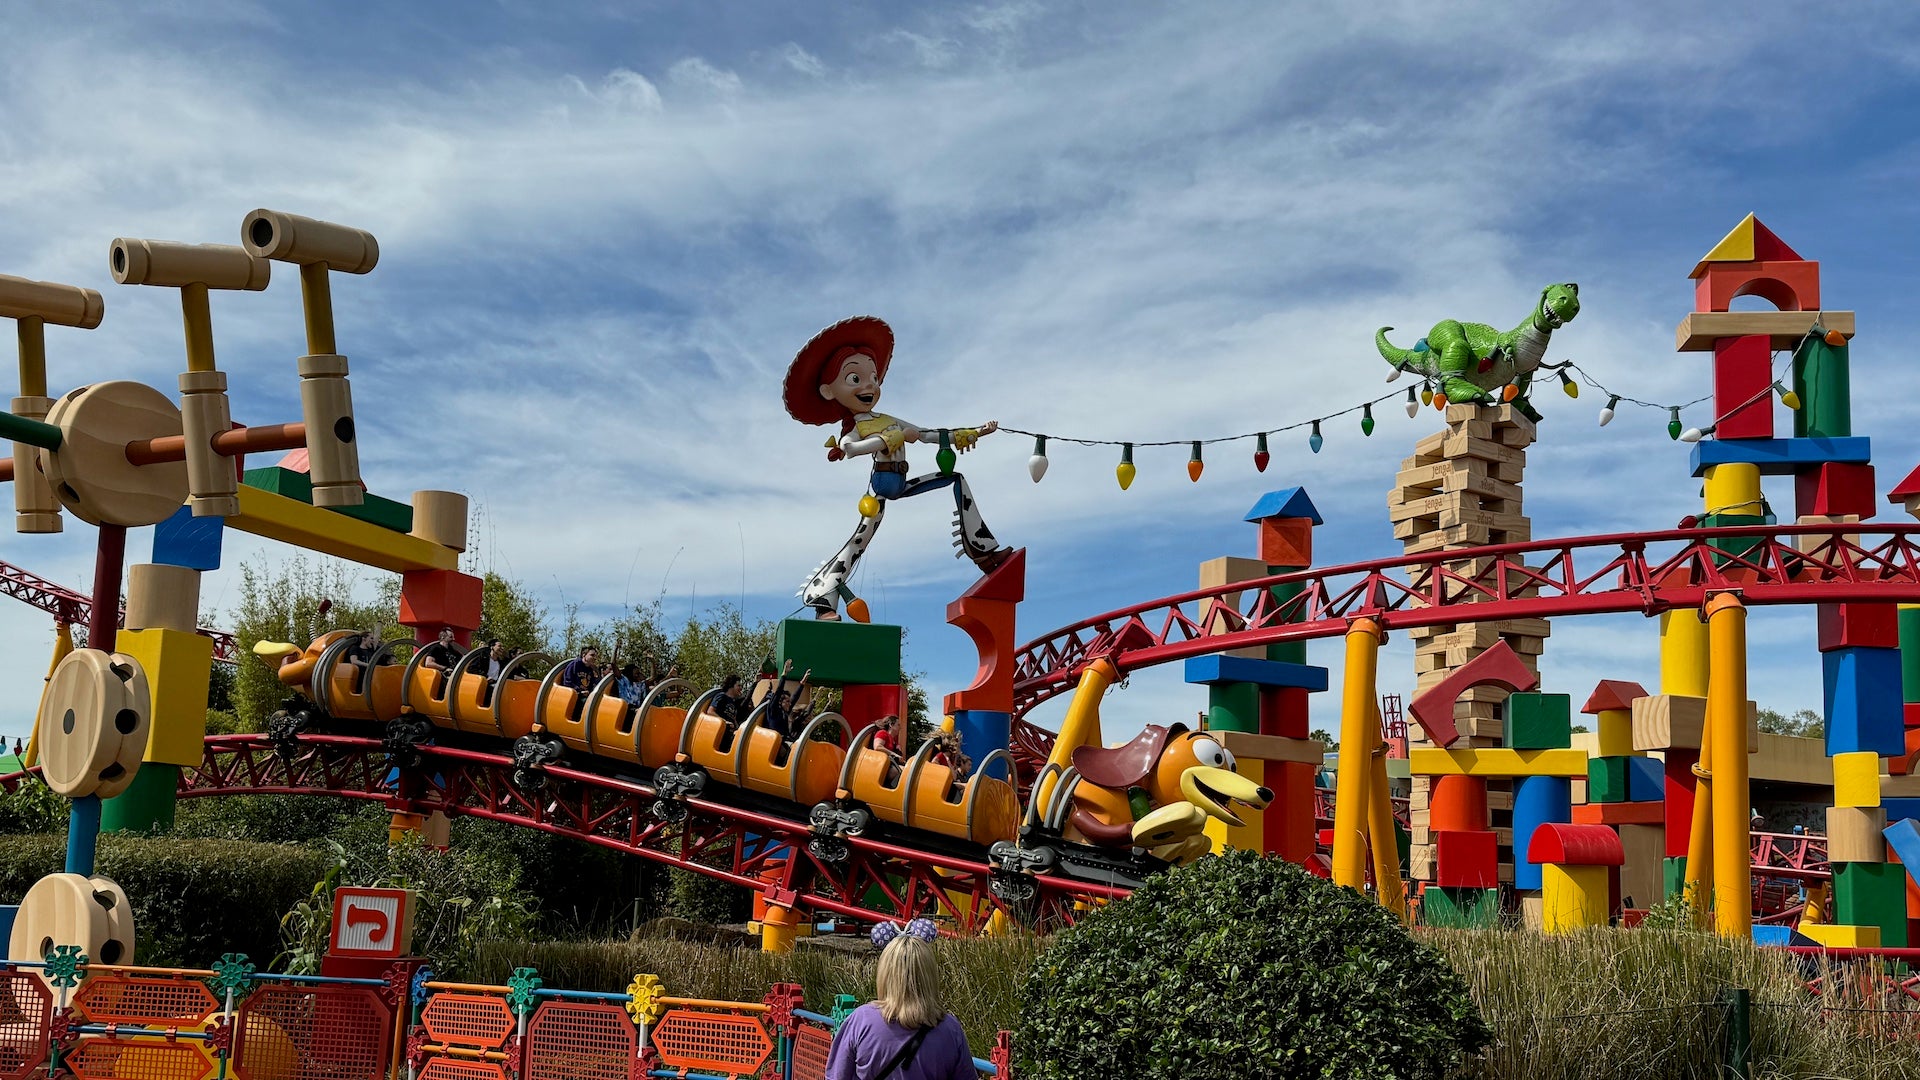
left=253, top=640, right=299, bottom=660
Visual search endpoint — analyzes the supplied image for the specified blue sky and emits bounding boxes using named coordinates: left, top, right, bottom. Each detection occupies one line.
left=2, top=2, right=1920, bottom=748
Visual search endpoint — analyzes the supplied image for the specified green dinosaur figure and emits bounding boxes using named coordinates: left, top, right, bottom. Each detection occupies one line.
left=1376, top=283, right=1581, bottom=423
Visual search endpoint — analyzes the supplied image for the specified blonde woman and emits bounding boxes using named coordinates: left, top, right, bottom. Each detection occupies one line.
left=826, top=919, right=975, bottom=1080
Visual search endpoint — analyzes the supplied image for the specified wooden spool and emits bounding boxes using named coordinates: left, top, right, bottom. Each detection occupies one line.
left=108, top=240, right=268, bottom=291
left=125, top=564, right=201, bottom=633
left=178, top=369, right=237, bottom=517
left=240, top=211, right=379, bottom=273
left=38, top=649, right=150, bottom=799
left=409, top=490, right=468, bottom=551
left=40, top=381, right=188, bottom=528
left=7, top=872, right=134, bottom=977
left=11, top=394, right=60, bottom=534
left=295, top=354, right=362, bottom=508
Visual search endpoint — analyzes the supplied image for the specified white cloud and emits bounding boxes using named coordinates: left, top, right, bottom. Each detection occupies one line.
left=781, top=43, right=825, bottom=79
left=594, top=68, right=664, bottom=113
left=667, top=57, right=742, bottom=98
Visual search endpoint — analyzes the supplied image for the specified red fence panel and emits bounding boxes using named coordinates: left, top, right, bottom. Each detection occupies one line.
left=67, top=1036, right=214, bottom=1080
left=525, top=1000, right=635, bottom=1080
left=73, top=974, right=220, bottom=1026
left=234, top=984, right=391, bottom=1080
left=421, top=993, right=515, bottom=1050
left=791, top=1022, right=833, bottom=1080
left=0, top=971, right=51, bottom=1080
left=652, top=1009, right=772, bottom=1076
left=420, top=1061, right=510, bottom=1080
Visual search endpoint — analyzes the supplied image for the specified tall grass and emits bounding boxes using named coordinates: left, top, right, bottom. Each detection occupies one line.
left=475, top=933, right=1042, bottom=1051
left=1427, top=928, right=1920, bottom=1079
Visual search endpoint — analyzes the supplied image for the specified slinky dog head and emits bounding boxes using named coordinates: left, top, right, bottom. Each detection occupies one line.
left=1071, top=723, right=1273, bottom=828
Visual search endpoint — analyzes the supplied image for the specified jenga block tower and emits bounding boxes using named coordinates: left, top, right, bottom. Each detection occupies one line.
left=1392, top=403, right=1549, bottom=884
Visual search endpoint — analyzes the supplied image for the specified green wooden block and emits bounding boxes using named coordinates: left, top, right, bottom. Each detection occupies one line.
left=243, top=465, right=311, bottom=499
left=1207, top=681, right=1259, bottom=733
left=1901, top=607, right=1920, bottom=704
left=776, top=618, right=903, bottom=688
left=1703, top=512, right=1768, bottom=563
left=1587, top=756, right=1630, bottom=803
left=1264, top=570, right=1306, bottom=665
left=1423, top=885, right=1500, bottom=929
left=1834, top=861, right=1908, bottom=947
left=1664, top=856, right=1687, bottom=900
left=1504, top=692, right=1572, bottom=750
left=1791, top=334, right=1851, bottom=440
left=242, top=465, right=414, bottom=532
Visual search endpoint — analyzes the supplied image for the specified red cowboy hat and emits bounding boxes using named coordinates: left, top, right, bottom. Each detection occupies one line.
left=783, top=316, right=894, bottom=426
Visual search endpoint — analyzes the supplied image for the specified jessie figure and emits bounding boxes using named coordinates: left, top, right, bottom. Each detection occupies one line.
left=784, top=316, right=1009, bottom=620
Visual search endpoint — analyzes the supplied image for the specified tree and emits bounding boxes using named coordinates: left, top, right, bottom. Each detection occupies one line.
left=1757, top=707, right=1824, bottom=739
left=1309, top=728, right=1335, bottom=746
left=1016, top=850, right=1491, bottom=1079
left=230, top=556, right=403, bottom=730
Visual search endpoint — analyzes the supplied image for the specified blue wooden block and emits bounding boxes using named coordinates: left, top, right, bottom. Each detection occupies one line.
left=1688, top=436, right=1872, bottom=477
left=1883, top=819, right=1920, bottom=889
left=951, top=709, right=1011, bottom=780
left=1824, top=646, right=1905, bottom=756
left=1183, top=654, right=1328, bottom=692
left=1626, top=756, right=1663, bottom=802
left=1751, top=925, right=1794, bottom=947
left=1512, top=775, right=1572, bottom=891
left=1885, top=797, right=1920, bottom=825
left=1243, top=487, right=1323, bottom=525
left=152, top=506, right=224, bottom=571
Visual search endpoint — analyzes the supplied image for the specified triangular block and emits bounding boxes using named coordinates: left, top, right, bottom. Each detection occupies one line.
left=1691, top=213, right=1804, bottom=277
left=1243, top=486, right=1323, bottom=525
left=1582, top=679, right=1650, bottom=715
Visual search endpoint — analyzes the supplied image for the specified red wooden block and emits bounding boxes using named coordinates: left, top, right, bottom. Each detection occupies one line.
left=1528, top=822, right=1625, bottom=866
left=1409, top=640, right=1538, bottom=748
left=1264, top=760, right=1316, bottom=863
left=1892, top=726, right=1920, bottom=777
left=1572, top=801, right=1665, bottom=826
left=1817, top=603, right=1901, bottom=652
left=839, top=683, right=902, bottom=730
left=1797, top=462, right=1878, bottom=520
left=1582, top=679, right=1650, bottom=715
left=1435, top=830, right=1499, bottom=889
left=1711, top=335, right=1773, bottom=441
left=1907, top=702, right=1920, bottom=730
left=1694, top=260, right=1821, bottom=313
left=1664, top=749, right=1699, bottom=858
left=1259, top=686, right=1311, bottom=739
left=398, top=569, right=483, bottom=633
left=1258, top=517, right=1313, bottom=567
left=943, top=550, right=1025, bottom=714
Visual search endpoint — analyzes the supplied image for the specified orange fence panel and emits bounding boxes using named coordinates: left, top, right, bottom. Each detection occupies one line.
left=421, top=993, right=515, bottom=1050
left=234, top=984, right=391, bottom=1080
left=525, top=1000, right=635, bottom=1080
left=791, top=1022, right=833, bottom=1080
left=420, top=1060, right=510, bottom=1080
left=74, top=975, right=219, bottom=1026
left=67, top=1037, right=214, bottom=1080
left=652, top=1009, right=773, bottom=1077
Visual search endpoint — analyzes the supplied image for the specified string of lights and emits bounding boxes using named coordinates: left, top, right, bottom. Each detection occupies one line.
left=992, top=327, right=1840, bottom=488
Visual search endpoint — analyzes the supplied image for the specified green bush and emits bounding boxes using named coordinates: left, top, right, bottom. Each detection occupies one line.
left=0, top=777, right=65, bottom=835
left=0, top=834, right=328, bottom=968
left=1016, top=850, right=1490, bottom=1079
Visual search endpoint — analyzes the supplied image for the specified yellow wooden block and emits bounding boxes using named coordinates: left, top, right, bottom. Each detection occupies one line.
left=1827, top=806, right=1886, bottom=862
left=230, top=485, right=458, bottom=574
left=1596, top=708, right=1634, bottom=758
left=1218, top=730, right=1325, bottom=766
left=1541, top=863, right=1609, bottom=932
left=1631, top=694, right=1759, bottom=753
left=1408, top=747, right=1588, bottom=778
left=1798, top=923, right=1880, bottom=948
left=114, top=627, right=214, bottom=767
left=1659, top=610, right=1709, bottom=698
left=1702, top=463, right=1762, bottom=517
left=1833, top=751, right=1882, bottom=808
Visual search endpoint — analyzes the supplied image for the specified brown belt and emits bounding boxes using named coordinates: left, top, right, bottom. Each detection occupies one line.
left=873, top=461, right=908, bottom=474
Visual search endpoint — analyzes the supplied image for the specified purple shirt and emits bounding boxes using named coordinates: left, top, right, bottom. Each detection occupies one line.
left=825, top=1003, right=975, bottom=1080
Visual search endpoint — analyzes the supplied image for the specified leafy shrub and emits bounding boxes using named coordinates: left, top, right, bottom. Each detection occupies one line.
left=0, top=777, right=66, bottom=835
left=1016, top=850, right=1490, bottom=1079
left=0, top=834, right=327, bottom=967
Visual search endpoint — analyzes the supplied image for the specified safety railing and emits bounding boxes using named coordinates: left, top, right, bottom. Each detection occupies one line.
left=408, top=967, right=1014, bottom=1079
left=1, top=949, right=400, bottom=1080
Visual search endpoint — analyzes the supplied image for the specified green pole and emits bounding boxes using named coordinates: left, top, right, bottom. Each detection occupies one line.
left=1791, top=334, right=1851, bottom=439
left=99, top=765, right=179, bottom=834
left=0, top=410, right=61, bottom=450
left=1723, top=987, right=1751, bottom=1080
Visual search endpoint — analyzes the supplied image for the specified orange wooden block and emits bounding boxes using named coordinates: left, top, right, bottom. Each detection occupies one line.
left=1258, top=516, right=1313, bottom=567
left=1572, top=800, right=1665, bottom=826
left=398, top=569, right=483, bottom=632
left=1694, top=260, right=1821, bottom=313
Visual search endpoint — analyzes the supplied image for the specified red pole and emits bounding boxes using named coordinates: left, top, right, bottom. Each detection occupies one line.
left=88, top=525, right=126, bottom=651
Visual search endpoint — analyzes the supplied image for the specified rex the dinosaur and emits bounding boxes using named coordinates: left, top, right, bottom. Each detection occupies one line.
left=1375, top=283, right=1580, bottom=423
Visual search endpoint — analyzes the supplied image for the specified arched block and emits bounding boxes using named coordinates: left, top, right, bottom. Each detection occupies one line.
left=942, top=549, right=1025, bottom=715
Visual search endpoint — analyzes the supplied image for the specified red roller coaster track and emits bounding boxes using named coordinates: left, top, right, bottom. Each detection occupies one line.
left=0, top=557, right=236, bottom=663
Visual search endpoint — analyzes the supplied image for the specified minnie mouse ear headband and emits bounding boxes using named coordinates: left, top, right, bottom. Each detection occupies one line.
left=870, top=918, right=939, bottom=948
left=784, top=316, right=894, bottom=426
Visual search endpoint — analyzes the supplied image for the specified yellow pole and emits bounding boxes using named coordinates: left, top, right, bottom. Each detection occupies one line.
left=1332, top=617, right=1383, bottom=891
left=1039, top=658, right=1117, bottom=813
left=1682, top=721, right=1713, bottom=926
left=179, top=282, right=216, bottom=373
left=1660, top=608, right=1710, bottom=697
left=1707, top=592, right=1751, bottom=937
left=761, top=904, right=799, bottom=954
left=1367, top=739, right=1406, bottom=920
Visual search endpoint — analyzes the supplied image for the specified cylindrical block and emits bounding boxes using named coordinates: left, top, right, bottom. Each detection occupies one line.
left=1706, top=593, right=1752, bottom=938
left=296, top=354, right=362, bottom=508
left=125, top=563, right=201, bottom=632
left=0, top=275, right=104, bottom=328
left=1793, top=336, right=1852, bottom=440
left=1659, top=608, right=1709, bottom=698
left=108, top=240, right=268, bottom=291
left=178, top=370, right=237, bottom=517
left=1428, top=774, right=1488, bottom=833
left=410, top=490, right=469, bottom=551
left=1828, top=806, right=1887, bottom=863
left=241, top=210, right=380, bottom=273
left=11, top=395, right=60, bottom=534
left=1331, top=618, right=1382, bottom=891
left=1702, top=463, right=1762, bottom=517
